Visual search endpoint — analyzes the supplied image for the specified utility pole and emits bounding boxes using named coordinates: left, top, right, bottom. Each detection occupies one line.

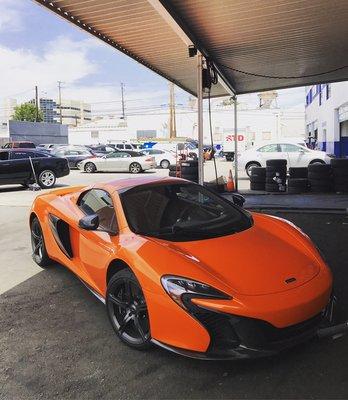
left=57, top=81, right=63, bottom=124
left=168, top=82, right=176, bottom=139
left=35, top=85, right=39, bottom=122
left=120, top=82, right=126, bottom=119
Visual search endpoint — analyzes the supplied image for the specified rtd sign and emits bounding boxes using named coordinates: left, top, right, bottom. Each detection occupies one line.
left=225, top=134, right=245, bottom=142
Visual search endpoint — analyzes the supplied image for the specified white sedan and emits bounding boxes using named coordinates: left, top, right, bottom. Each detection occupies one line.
left=77, top=151, right=156, bottom=174
left=140, top=148, right=177, bottom=169
left=238, top=142, right=332, bottom=176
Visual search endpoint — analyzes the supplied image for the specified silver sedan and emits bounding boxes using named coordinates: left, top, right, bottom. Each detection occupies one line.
left=77, top=151, right=156, bottom=174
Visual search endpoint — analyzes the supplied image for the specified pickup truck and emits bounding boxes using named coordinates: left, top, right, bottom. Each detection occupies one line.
left=0, top=149, right=69, bottom=189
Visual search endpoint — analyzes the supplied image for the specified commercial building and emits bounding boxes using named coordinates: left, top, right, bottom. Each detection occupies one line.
left=305, top=82, right=348, bottom=157
left=28, top=98, right=58, bottom=123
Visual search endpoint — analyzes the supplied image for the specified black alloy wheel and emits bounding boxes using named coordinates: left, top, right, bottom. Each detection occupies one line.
left=106, top=269, right=151, bottom=350
left=30, top=217, right=53, bottom=267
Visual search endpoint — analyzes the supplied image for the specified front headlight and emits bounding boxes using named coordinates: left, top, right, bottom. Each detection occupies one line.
left=161, top=275, right=231, bottom=310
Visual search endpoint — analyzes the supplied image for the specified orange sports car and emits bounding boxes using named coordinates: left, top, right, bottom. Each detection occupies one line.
left=30, top=176, right=336, bottom=359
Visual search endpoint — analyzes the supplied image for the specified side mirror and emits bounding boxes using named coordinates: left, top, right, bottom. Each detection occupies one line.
left=232, top=194, right=245, bottom=208
left=79, top=214, right=99, bottom=231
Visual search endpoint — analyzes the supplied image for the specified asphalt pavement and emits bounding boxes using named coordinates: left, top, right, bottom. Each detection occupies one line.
left=1, top=170, right=348, bottom=399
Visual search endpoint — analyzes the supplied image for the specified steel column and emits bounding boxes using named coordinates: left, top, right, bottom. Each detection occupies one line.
left=234, top=96, right=239, bottom=191
left=197, top=52, right=204, bottom=185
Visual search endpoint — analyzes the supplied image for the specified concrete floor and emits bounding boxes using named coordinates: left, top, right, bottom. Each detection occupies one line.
left=1, top=168, right=348, bottom=399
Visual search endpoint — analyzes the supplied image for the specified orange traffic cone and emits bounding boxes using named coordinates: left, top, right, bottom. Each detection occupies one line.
left=226, top=169, right=235, bottom=192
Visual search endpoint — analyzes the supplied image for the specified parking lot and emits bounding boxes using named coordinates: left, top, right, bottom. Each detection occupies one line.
left=1, top=168, right=348, bottom=399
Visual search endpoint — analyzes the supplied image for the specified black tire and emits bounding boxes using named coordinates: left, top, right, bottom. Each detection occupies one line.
left=289, top=167, right=308, bottom=179
left=308, top=164, right=331, bottom=173
left=250, top=182, right=266, bottom=191
left=332, top=176, right=348, bottom=185
left=332, top=167, right=348, bottom=178
left=245, top=162, right=261, bottom=177
left=288, top=178, right=309, bottom=188
left=181, top=173, right=198, bottom=183
left=38, top=169, right=56, bottom=189
left=30, top=217, right=54, bottom=268
left=129, top=162, right=142, bottom=174
left=265, top=183, right=281, bottom=192
left=309, top=159, right=326, bottom=166
left=331, top=158, right=348, bottom=168
left=181, top=166, right=198, bottom=174
left=106, top=269, right=151, bottom=350
left=180, top=160, right=198, bottom=168
left=250, top=167, right=266, bottom=181
left=288, top=186, right=308, bottom=194
left=334, top=184, right=348, bottom=193
left=84, top=162, right=96, bottom=173
left=308, top=172, right=332, bottom=180
left=266, top=159, right=287, bottom=167
left=160, top=159, right=170, bottom=169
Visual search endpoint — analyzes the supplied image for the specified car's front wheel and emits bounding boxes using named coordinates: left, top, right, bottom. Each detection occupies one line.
left=38, top=170, right=56, bottom=189
left=84, top=162, right=96, bottom=173
left=106, top=269, right=151, bottom=350
left=246, top=162, right=261, bottom=177
left=129, top=162, right=142, bottom=174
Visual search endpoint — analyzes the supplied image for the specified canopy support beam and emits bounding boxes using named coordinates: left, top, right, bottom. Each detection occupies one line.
left=234, top=96, right=239, bottom=191
left=197, top=52, right=204, bottom=185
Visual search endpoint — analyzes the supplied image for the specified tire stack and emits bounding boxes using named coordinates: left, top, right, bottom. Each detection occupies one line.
left=287, top=167, right=309, bottom=194
left=168, top=164, right=180, bottom=177
left=331, top=159, right=348, bottom=193
left=249, top=167, right=266, bottom=191
left=308, top=164, right=333, bottom=193
left=265, top=159, right=287, bottom=192
left=169, top=160, right=198, bottom=183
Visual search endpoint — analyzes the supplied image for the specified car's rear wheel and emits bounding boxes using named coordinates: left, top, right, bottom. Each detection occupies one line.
left=38, top=169, right=56, bottom=189
left=30, top=217, right=54, bottom=268
left=129, top=162, right=142, bottom=174
left=160, top=159, right=170, bottom=169
left=106, top=269, right=151, bottom=350
left=84, top=162, right=96, bottom=173
left=246, top=162, right=261, bottom=177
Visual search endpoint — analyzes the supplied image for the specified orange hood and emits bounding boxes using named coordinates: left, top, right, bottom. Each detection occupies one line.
left=155, top=214, right=323, bottom=296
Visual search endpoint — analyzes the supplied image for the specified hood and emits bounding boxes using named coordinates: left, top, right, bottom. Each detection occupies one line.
left=155, top=214, right=322, bottom=296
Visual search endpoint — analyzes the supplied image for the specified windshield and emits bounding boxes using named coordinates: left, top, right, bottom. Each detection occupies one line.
left=120, top=183, right=252, bottom=241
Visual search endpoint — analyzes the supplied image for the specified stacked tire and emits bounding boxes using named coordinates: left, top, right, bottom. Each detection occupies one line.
left=287, top=167, right=308, bottom=194
left=169, top=160, right=198, bottom=182
left=265, top=159, right=287, bottom=192
left=331, top=158, right=348, bottom=193
left=250, top=167, right=266, bottom=191
left=308, top=164, right=333, bottom=192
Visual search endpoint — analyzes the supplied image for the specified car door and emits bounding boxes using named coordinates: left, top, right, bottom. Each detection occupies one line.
left=8, top=151, right=32, bottom=183
left=76, top=188, right=119, bottom=293
left=0, top=151, right=11, bottom=184
left=257, top=144, right=285, bottom=165
left=103, top=152, right=129, bottom=171
left=280, top=143, right=308, bottom=167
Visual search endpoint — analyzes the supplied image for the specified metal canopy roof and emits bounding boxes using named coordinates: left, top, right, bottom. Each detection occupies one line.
left=34, top=0, right=348, bottom=96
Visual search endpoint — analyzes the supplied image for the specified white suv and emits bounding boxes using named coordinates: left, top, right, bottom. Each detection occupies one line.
left=239, top=143, right=331, bottom=176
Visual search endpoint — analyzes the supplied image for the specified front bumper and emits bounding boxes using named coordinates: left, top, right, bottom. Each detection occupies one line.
left=153, top=295, right=341, bottom=360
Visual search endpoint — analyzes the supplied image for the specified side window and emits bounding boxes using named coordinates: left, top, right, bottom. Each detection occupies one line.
left=34, top=152, right=49, bottom=158
left=258, top=144, right=279, bottom=152
left=78, top=189, right=117, bottom=233
left=3, top=143, right=11, bottom=149
left=10, top=151, right=30, bottom=159
left=280, top=144, right=301, bottom=153
left=0, top=151, right=9, bottom=160
left=125, top=144, right=132, bottom=149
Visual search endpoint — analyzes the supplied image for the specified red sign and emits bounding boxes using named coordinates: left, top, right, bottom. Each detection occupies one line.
left=225, top=134, right=244, bottom=142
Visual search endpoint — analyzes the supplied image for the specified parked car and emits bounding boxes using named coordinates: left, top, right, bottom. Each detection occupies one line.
left=37, top=144, right=59, bottom=152
left=77, top=151, right=156, bottom=173
left=239, top=142, right=332, bottom=176
left=0, top=149, right=69, bottom=188
left=110, top=142, right=136, bottom=151
left=86, top=144, right=115, bottom=156
left=140, top=148, right=177, bottom=169
left=52, top=147, right=95, bottom=169
left=29, top=177, right=336, bottom=358
left=2, top=141, right=36, bottom=149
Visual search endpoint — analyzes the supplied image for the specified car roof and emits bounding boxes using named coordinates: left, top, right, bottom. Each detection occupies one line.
left=101, top=176, right=188, bottom=193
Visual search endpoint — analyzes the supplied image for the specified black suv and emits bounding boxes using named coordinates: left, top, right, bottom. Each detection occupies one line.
left=0, top=149, right=70, bottom=189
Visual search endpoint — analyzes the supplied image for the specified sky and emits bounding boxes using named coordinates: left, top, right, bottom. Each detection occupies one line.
left=0, top=0, right=305, bottom=120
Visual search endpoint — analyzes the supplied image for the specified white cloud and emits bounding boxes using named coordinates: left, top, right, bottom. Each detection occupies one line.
left=0, top=0, right=24, bottom=33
